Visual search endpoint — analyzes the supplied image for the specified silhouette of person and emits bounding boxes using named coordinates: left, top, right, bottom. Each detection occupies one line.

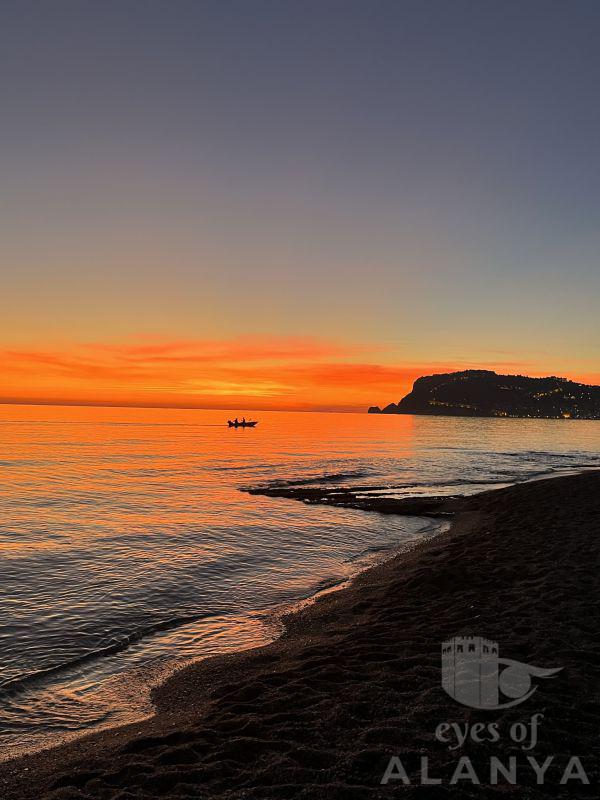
left=242, top=417, right=246, bottom=424
left=234, top=417, right=239, bottom=424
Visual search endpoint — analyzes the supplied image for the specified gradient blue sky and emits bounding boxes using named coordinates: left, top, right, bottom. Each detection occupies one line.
left=1, top=1, right=599, bottom=407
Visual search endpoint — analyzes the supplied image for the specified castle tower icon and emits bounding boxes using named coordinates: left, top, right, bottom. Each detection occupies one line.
left=442, top=636, right=499, bottom=708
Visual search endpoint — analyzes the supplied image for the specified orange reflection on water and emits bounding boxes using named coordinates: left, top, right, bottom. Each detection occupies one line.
left=2, top=402, right=600, bottom=758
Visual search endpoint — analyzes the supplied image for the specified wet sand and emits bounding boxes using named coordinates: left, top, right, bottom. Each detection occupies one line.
left=1, top=471, right=599, bottom=798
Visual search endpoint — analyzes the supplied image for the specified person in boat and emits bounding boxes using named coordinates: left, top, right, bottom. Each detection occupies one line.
left=242, top=417, right=246, bottom=424
left=234, top=417, right=239, bottom=425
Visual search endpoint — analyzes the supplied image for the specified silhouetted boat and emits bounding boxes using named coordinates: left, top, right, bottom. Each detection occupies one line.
left=227, top=420, right=258, bottom=428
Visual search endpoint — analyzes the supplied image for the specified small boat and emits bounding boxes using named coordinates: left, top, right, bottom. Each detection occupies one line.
left=227, top=420, right=258, bottom=428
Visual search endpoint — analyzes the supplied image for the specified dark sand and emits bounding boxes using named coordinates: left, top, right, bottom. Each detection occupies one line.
left=2, top=471, right=600, bottom=798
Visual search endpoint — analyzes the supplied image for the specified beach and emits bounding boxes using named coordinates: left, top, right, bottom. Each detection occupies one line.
left=1, top=470, right=599, bottom=798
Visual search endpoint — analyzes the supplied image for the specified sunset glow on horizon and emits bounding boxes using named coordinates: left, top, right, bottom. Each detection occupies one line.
left=1, top=336, right=597, bottom=413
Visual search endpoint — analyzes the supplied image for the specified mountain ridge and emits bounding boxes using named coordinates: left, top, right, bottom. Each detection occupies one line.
left=368, top=369, right=600, bottom=420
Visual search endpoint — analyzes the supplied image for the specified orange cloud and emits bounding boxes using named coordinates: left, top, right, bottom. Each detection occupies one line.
left=84, top=336, right=366, bottom=363
left=0, top=338, right=361, bottom=409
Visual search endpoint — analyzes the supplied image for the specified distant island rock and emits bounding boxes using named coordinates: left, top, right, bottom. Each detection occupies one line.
left=368, top=370, right=600, bottom=420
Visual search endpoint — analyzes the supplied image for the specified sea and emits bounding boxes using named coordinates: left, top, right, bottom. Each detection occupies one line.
left=1, top=404, right=599, bottom=759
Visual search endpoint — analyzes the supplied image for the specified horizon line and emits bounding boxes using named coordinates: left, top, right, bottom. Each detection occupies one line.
left=0, top=397, right=364, bottom=414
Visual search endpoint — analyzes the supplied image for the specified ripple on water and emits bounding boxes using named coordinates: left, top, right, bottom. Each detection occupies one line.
left=1, top=406, right=599, bottom=758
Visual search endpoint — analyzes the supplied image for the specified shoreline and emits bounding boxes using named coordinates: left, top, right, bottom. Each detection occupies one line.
left=2, top=471, right=599, bottom=797
left=0, top=515, right=445, bottom=765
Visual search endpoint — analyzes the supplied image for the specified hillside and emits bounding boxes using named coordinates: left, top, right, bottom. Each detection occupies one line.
left=368, top=370, right=600, bottom=419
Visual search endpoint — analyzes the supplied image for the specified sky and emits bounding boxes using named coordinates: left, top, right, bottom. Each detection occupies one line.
left=1, top=0, right=599, bottom=411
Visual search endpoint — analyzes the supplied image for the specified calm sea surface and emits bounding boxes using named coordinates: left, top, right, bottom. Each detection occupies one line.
left=1, top=404, right=599, bottom=757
